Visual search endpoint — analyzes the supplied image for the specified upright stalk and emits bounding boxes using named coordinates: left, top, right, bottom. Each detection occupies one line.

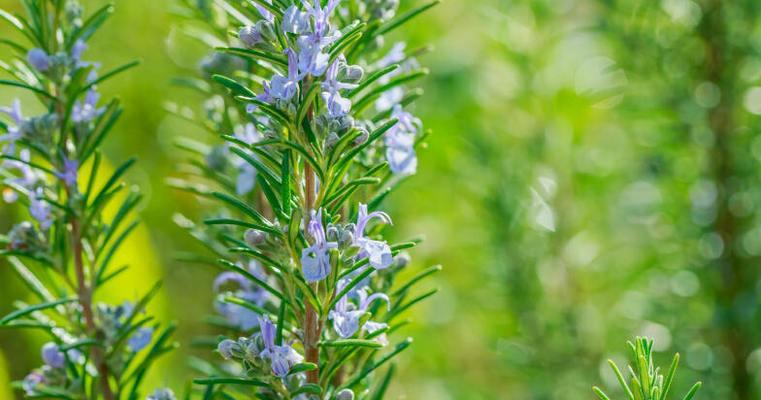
left=303, top=163, right=320, bottom=384
left=699, top=1, right=749, bottom=397
left=71, top=216, right=114, bottom=400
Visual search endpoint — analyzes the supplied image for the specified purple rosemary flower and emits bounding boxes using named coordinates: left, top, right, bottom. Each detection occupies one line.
left=3, top=150, right=41, bottom=202
left=303, top=0, right=340, bottom=39
left=301, top=209, right=338, bottom=282
left=253, top=0, right=274, bottom=22
left=27, top=48, right=50, bottom=72
left=269, top=49, right=301, bottom=102
left=22, top=372, right=43, bottom=395
left=71, top=39, right=87, bottom=65
left=259, top=315, right=303, bottom=377
left=30, top=188, right=52, bottom=230
left=282, top=6, right=310, bottom=34
left=214, top=261, right=269, bottom=330
left=41, top=342, right=65, bottom=368
left=329, top=283, right=390, bottom=339
left=128, top=327, right=153, bottom=351
left=296, top=36, right=330, bottom=78
left=72, top=88, right=105, bottom=124
left=384, top=105, right=421, bottom=175
left=321, top=58, right=359, bottom=118
left=0, top=99, right=25, bottom=154
left=56, top=157, right=79, bottom=188
left=353, top=204, right=393, bottom=270
left=235, top=123, right=261, bottom=195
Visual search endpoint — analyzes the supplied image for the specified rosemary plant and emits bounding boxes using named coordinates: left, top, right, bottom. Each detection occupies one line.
left=0, top=1, right=175, bottom=398
left=593, top=338, right=702, bottom=400
left=168, top=0, right=439, bottom=398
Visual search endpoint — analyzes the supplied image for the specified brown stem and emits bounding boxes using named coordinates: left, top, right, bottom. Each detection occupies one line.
left=71, top=218, right=114, bottom=400
left=303, top=163, right=321, bottom=383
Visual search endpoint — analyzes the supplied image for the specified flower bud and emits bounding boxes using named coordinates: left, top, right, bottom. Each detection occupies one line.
left=244, top=228, right=266, bottom=246
left=326, top=132, right=340, bottom=148
left=65, top=0, right=84, bottom=26
left=205, top=146, right=229, bottom=171
left=27, top=49, right=50, bottom=72
left=41, top=342, right=65, bottom=368
left=238, top=26, right=262, bottom=48
left=341, top=65, right=364, bottom=83
left=148, top=388, right=177, bottom=400
left=339, top=229, right=355, bottom=247
left=354, top=128, right=369, bottom=146
left=395, top=251, right=411, bottom=268
left=325, top=225, right=339, bottom=243
left=336, top=388, right=355, bottom=400
left=217, top=339, right=237, bottom=359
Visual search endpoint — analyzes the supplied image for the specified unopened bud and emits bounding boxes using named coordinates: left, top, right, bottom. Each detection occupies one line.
left=336, top=388, right=355, bottom=400
left=244, top=229, right=266, bottom=246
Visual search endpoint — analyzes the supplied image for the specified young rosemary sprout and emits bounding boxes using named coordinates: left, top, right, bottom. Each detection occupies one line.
left=0, top=1, right=175, bottom=398
left=168, top=0, right=440, bottom=397
left=593, top=337, right=702, bottom=400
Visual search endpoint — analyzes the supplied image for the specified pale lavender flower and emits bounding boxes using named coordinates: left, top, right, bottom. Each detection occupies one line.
left=282, top=6, right=310, bottom=34
left=214, top=261, right=269, bottom=330
left=71, top=40, right=87, bottom=64
left=41, top=342, right=65, bottom=368
left=259, top=315, right=303, bottom=377
left=235, top=123, right=261, bottom=195
left=56, top=157, right=79, bottom=188
left=301, top=209, right=338, bottom=282
left=0, top=99, right=25, bottom=154
left=27, top=48, right=50, bottom=72
left=375, top=87, right=403, bottom=112
left=363, top=320, right=389, bottom=345
left=321, top=58, right=359, bottom=118
left=329, top=283, right=390, bottom=338
left=304, top=0, right=340, bottom=39
left=269, top=49, right=301, bottom=102
left=376, top=43, right=406, bottom=69
left=353, top=204, right=393, bottom=270
left=384, top=105, right=421, bottom=175
left=296, top=36, right=330, bottom=77
left=72, top=89, right=105, bottom=124
left=253, top=0, right=274, bottom=22
left=30, top=188, right=52, bottom=230
left=22, top=372, right=43, bottom=395
left=4, top=150, right=40, bottom=200
left=128, top=327, right=153, bottom=351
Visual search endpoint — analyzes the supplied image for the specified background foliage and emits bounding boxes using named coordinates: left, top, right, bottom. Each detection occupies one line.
left=2, top=0, right=761, bottom=399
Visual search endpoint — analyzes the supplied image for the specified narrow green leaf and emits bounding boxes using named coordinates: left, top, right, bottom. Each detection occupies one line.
left=682, top=382, right=701, bottom=400
left=212, top=74, right=256, bottom=97
left=319, top=339, right=383, bottom=349
left=392, top=265, right=441, bottom=296
left=0, top=298, right=76, bottom=325
left=592, top=387, right=611, bottom=400
left=218, top=259, right=289, bottom=305
left=0, top=79, right=55, bottom=99
left=376, top=1, right=440, bottom=36
left=193, top=377, right=268, bottom=387
left=216, top=47, right=287, bottom=67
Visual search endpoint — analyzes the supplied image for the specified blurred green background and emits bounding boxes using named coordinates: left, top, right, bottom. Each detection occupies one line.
left=3, top=0, right=761, bottom=399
